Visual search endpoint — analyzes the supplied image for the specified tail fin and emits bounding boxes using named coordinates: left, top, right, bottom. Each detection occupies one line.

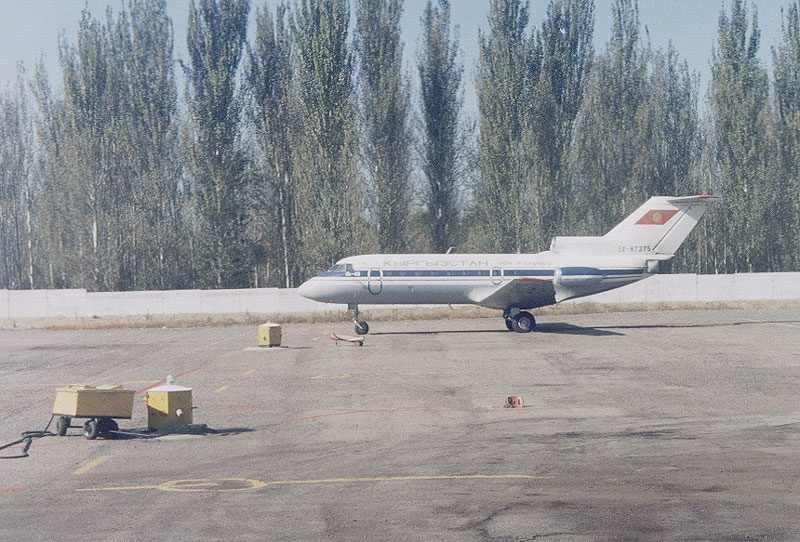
left=550, top=195, right=719, bottom=256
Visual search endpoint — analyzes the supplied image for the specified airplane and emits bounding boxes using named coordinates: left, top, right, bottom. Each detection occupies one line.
left=297, top=195, right=718, bottom=334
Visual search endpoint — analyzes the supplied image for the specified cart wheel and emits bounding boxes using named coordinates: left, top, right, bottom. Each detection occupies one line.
left=55, top=416, right=70, bottom=436
left=83, top=419, right=99, bottom=440
left=98, top=418, right=119, bottom=439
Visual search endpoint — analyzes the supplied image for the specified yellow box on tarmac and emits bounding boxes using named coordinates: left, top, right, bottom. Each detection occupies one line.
left=52, top=384, right=134, bottom=418
left=258, top=323, right=281, bottom=347
left=146, top=384, right=193, bottom=430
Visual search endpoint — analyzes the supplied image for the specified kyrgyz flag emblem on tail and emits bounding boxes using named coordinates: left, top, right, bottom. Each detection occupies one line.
left=635, top=209, right=679, bottom=225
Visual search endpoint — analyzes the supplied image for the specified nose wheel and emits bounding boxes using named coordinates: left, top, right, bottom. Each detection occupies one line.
left=349, top=304, right=369, bottom=335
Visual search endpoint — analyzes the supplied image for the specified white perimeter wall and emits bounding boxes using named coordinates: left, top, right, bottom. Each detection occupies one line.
left=1, top=273, right=799, bottom=320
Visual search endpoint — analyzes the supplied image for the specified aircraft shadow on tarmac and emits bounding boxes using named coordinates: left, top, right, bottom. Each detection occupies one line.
left=372, top=323, right=622, bottom=337
left=369, top=319, right=800, bottom=337
left=535, top=323, right=623, bottom=336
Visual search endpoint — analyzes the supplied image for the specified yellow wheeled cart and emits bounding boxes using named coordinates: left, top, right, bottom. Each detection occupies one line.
left=51, top=385, right=135, bottom=439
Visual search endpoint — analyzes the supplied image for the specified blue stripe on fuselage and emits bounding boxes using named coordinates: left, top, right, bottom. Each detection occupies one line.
left=315, top=268, right=644, bottom=279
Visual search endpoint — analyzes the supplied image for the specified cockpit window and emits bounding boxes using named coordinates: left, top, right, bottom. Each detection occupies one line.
left=324, top=263, right=355, bottom=274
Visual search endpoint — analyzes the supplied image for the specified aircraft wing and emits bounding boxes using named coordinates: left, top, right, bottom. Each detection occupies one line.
left=473, top=278, right=556, bottom=310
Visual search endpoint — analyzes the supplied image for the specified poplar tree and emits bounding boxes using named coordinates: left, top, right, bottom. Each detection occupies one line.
left=0, top=68, right=36, bottom=289
left=185, top=0, right=250, bottom=288
left=530, top=0, right=594, bottom=247
left=292, top=0, right=361, bottom=274
left=56, top=10, right=119, bottom=290
left=31, top=61, right=74, bottom=288
left=773, top=1, right=800, bottom=268
left=33, top=3, right=182, bottom=291
left=418, top=0, right=463, bottom=253
left=474, top=0, right=540, bottom=253
left=572, top=0, right=647, bottom=235
left=118, top=0, right=183, bottom=289
left=710, top=0, right=771, bottom=272
left=246, top=3, right=298, bottom=287
left=418, top=0, right=464, bottom=253
left=356, top=0, right=411, bottom=253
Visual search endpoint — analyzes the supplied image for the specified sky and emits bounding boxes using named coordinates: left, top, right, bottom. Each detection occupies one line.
left=0, top=0, right=792, bottom=118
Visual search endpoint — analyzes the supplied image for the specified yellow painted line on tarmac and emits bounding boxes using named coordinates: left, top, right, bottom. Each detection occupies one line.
left=214, top=385, right=229, bottom=393
left=74, top=455, right=111, bottom=475
left=77, top=484, right=161, bottom=492
left=311, top=371, right=453, bottom=380
left=76, top=474, right=538, bottom=493
left=373, top=371, right=454, bottom=377
left=267, top=474, right=538, bottom=486
left=244, top=369, right=255, bottom=375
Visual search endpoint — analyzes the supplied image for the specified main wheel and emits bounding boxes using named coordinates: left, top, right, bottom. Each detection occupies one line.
left=354, top=321, right=369, bottom=335
left=83, top=419, right=99, bottom=440
left=512, top=312, right=535, bottom=333
left=504, top=318, right=514, bottom=331
left=55, top=416, right=70, bottom=436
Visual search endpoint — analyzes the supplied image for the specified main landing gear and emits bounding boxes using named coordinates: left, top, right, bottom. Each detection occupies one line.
left=503, top=308, right=536, bottom=333
left=349, top=304, right=369, bottom=335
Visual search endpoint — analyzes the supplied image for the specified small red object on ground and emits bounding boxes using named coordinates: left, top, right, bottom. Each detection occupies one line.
left=330, top=333, right=365, bottom=347
left=506, top=396, right=524, bottom=408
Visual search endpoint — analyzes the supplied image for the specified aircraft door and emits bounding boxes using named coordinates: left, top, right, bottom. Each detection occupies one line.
left=368, top=268, right=383, bottom=295
left=491, top=267, right=503, bottom=285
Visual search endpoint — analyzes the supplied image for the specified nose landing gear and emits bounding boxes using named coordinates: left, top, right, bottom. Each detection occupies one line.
left=349, top=304, right=369, bottom=335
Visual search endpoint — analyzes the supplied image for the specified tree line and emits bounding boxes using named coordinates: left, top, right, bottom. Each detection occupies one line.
left=1, top=0, right=799, bottom=292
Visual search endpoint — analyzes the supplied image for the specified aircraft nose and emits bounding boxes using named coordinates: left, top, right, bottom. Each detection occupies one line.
left=297, top=278, right=320, bottom=301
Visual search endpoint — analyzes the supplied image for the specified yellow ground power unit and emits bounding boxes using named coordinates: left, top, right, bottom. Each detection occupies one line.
left=52, top=384, right=134, bottom=419
left=146, top=383, right=193, bottom=430
left=258, top=323, right=281, bottom=347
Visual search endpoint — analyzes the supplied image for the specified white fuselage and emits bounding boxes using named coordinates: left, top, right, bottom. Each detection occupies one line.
left=297, top=251, right=652, bottom=310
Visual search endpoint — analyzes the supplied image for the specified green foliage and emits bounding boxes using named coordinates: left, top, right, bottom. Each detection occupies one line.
left=710, top=0, right=772, bottom=272
left=185, top=0, right=250, bottom=288
left=246, top=3, right=298, bottom=287
left=30, top=2, right=184, bottom=291
left=356, top=0, right=412, bottom=253
left=474, top=0, right=540, bottom=253
left=530, top=0, right=594, bottom=248
left=4, top=0, right=800, bottom=293
left=0, top=68, right=35, bottom=289
left=774, top=1, right=800, bottom=268
left=572, top=0, right=648, bottom=233
left=292, top=0, right=363, bottom=275
left=418, top=0, right=464, bottom=253
left=119, top=0, right=184, bottom=289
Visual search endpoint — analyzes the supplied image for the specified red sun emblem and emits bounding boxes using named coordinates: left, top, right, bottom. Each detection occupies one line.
left=635, top=209, right=678, bottom=225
